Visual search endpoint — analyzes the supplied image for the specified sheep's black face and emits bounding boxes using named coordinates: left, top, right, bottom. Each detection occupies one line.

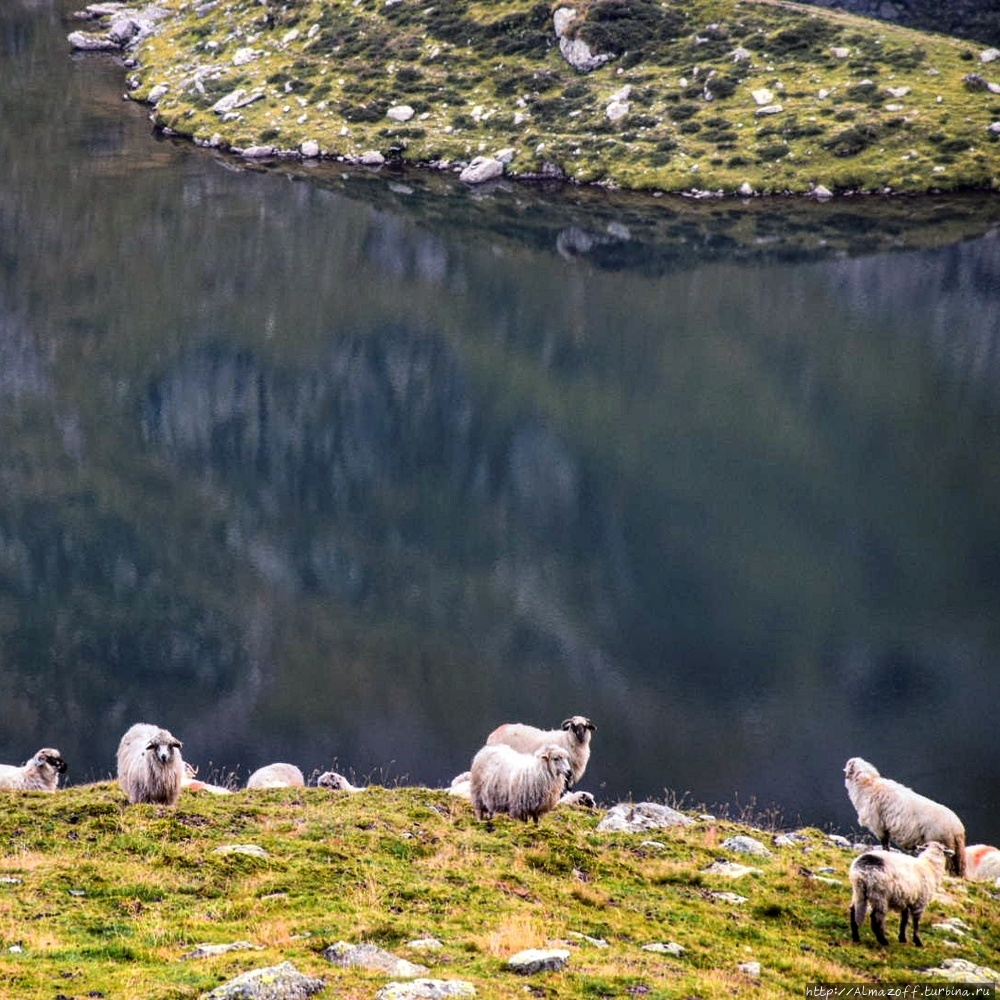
left=563, top=717, right=595, bottom=742
left=46, top=755, right=68, bottom=774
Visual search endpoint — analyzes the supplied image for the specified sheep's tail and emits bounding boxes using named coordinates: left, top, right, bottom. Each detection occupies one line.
left=953, top=830, right=967, bottom=878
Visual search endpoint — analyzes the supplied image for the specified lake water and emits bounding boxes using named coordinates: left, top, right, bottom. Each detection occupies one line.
left=4, top=0, right=1000, bottom=842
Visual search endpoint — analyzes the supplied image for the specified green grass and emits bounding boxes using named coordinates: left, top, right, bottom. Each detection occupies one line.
left=114, top=0, right=1000, bottom=193
left=1, top=784, right=999, bottom=997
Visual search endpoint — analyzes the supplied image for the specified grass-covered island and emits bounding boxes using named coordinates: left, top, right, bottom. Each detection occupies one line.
left=1, top=783, right=999, bottom=997
left=71, top=0, right=1000, bottom=195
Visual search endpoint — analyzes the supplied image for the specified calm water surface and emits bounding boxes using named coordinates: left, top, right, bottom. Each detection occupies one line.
left=3, top=0, right=1000, bottom=841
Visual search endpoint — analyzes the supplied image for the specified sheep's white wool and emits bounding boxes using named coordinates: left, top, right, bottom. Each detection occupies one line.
left=470, top=743, right=573, bottom=823
left=246, top=762, right=305, bottom=789
left=849, top=841, right=949, bottom=946
left=486, top=715, right=595, bottom=788
left=117, top=723, right=184, bottom=806
left=316, top=771, right=361, bottom=792
left=0, top=748, right=67, bottom=792
left=965, top=844, right=1000, bottom=882
left=844, top=757, right=965, bottom=877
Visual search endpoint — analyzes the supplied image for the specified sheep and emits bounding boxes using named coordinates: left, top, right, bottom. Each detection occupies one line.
left=116, top=723, right=184, bottom=806
left=449, top=769, right=594, bottom=809
left=469, top=742, right=573, bottom=823
left=316, top=771, right=362, bottom=792
left=848, top=841, right=951, bottom=946
left=964, top=844, right=1000, bottom=883
left=0, top=748, right=67, bottom=792
left=843, top=757, right=966, bottom=877
left=246, top=762, right=305, bottom=789
left=485, top=715, right=595, bottom=789
left=180, top=762, right=233, bottom=796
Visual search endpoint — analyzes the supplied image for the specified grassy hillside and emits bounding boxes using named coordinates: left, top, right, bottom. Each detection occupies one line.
left=115, top=0, right=1000, bottom=193
left=1, top=784, right=999, bottom=997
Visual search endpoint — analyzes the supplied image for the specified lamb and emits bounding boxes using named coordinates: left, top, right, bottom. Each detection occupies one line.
left=181, top=762, right=233, bottom=796
left=116, top=723, right=184, bottom=806
left=964, top=844, right=1000, bottom=883
left=246, top=762, right=305, bottom=789
left=316, top=771, right=362, bottom=792
left=469, top=742, right=573, bottom=823
left=849, top=841, right=950, bottom=946
left=485, top=715, right=595, bottom=789
left=843, top=757, right=966, bottom=877
left=0, top=748, right=67, bottom=791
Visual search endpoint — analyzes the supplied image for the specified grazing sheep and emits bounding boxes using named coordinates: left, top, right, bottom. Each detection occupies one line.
left=449, top=769, right=594, bottom=810
left=849, top=841, right=950, bottom=946
left=486, top=715, right=595, bottom=789
left=965, top=844, right=1000, bottom=883
left=0, top=748, right=67, bottom=792
left=316, top=771, right=362, bottom=792
left=181, top=762, right=233, bottom=796
left=469, top=742, right=573, bottom=823
left=246, top=762, right=305, bottom=789
left=117, top=723, right=185, bottom=806
left=843, top=757, right=966, bottom=877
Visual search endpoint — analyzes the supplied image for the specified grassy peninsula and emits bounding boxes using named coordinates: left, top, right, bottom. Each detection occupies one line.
left=114, top=0, right=1000, bottom=194
left=2, top=784, right=999, bottom=997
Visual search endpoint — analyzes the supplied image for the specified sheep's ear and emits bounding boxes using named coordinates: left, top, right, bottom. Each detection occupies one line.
left=560, top=718, right=574, bottom=730
left=145, top=741, right=156, bottom=751
left=170, top=739, right=183, bottom=749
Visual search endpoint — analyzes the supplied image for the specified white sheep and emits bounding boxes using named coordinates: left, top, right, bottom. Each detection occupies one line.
left=0, top=748, right=67, bottom=792
left=117, top=723, right=185, bottom=806
left=449, top=769, right=594, bottom=810
left=964, top=844, right=1000, bottom=883
left=181, top=762, right=233, bottom=796
left=849, top=841, right=950, bottom=946
left=316, top=771, right=362, bottom=792
left=485, top=715, right=595, bottom=788
left=246, top=762, right=305, bottom=789
left=844, top=757, right=966, bottom=877
left=469, top=742, right=573, bottom=823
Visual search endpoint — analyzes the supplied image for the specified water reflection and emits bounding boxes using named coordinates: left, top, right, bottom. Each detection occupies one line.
left=0, top=0, right=999, bottom=842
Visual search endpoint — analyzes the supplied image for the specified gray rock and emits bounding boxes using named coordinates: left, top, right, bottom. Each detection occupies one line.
left=300, top=140, right=321, bottom=158
left=67, top=30, right=120, bottom=51
left=605, top=100, right=629, bottom=122
left=107, top=15, right=139, bottom=43
left=324, top=941, right=429, bottom=978
left=199, top=961, right=325, bottom=999
left=406, top=938, right=443, bottom=951
left=553, top=11, right=613, bottom=73
left=964, top=73, right=990, bottom=90
left=739, top=961, right=762, bottom=978
left=722, top=835, right=772, bottom=857
left=147, top=83, right=169, bottom=104
left=773, top=833, right=808, bottom=847
left=211, top=89, right=265, bottom=114
left=731, top=47, right=752, bottom=61
left=360, top=150, right=385, bottom=166
left=387, top=105, right=415, bottom=122
left=830, top=46, right=850, bottom=57
left=232, top=47, right=259, bottom=66
left=597, top=802, right=694, bottom=833
left=981, top=48, right=1000, bottom=63
left=811, top=184, right=833, bottom=199
left=240, top=146, right=278, bottom=159
left=919, top=959, right=1000, bottom=984
left=459, top=157, right=503, bottom=184
left=184, top=942, right=262, bottom=959
left=643, top=941, right=685, bottom=956
left=506, top=948, right=570, bottom=974
left=754, top=104, right=784, bottom=115
left=751, top=87, right=774, bottom=105
left=885, top=85, right=911, bottom=97
left=738, top=181, right=754, bottom=197
left=211, top=844, right=269, bottom=857
left=711, top=891, right=748, bottom=904
left=567, top=931, right=608, bottom=948
left=703, top=860, right=763, bottom=879
left=989, top=122, right=1000, bottom=134
left=376, top=981, right=476, bottom=1000
left=827, top=835, right=852, bottom=849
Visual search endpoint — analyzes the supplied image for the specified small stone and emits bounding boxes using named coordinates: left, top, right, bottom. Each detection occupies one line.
left=147, top=83, right=169, bottom=104
left=605, top=100, right=629, bottom=122
left=827, top=835, right=852, bottom=849
left=738, top=181, right=754, bottom=197
left=817, top=88, right=831, bottom=99
left=506, top=948, right=570, bottom=975
left=232, top=46, right=259, bottom=66
left=711, top=891, right=748, bottom=904
left=387, top=105, right=415, bottom=122
left=8, top=945, right=23, bottom=954
left=360, top=150, right=385, bottom=166
left=643, top=941, right=685, bottom=956
left=754, top=104, right=784, bottom=116
left=596, top=802, right=694, bottom=833
left=830, top=46, right=850, bottom=58
left=773, top=833, right=808, bottom=847
left=886, top=85, right=910, bottom=97
left=885, top=103, right=904, bottom=111
left=211, top=844, right=269, bottom=857
left=981, top=48, right=1000, bottom=63
left=493, top=147, right=516, bottom=164
left=989, top=122, right=1000, bottom=135
left=300, top=140, right=320, bottom=158
left=0, top=877, right=23, bottom=885
left=324, top=941, right=429, bottom=978
left=67, top=30, right=120, bottom=51
left=703, top=860, right=763, bottom=879
left=810, top=184, right=833, bottom=199
left=376, top=981, right=476, bottom=1000
left=989, top=82, right=1000, bottom=94
left=240, top=146, right=277, bottom=159
left=407, top=938, right=443, bottom=950
left=919, top=958, right=1000, bottom=984
left=739, top=961, right=762, bottom=978
left=568, top=932, right=608, bottom=948
left=731, top=47, right=751, bottom=61
left=183, top=942, right=261, bottom=960
left=963, top=73, right=989, bottom=91
left=751, top=87, right=774, bottom=105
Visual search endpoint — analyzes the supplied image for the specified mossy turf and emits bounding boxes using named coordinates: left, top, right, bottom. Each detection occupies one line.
left=121, top=0, right=1000, bottom=194
left=2, top=785, right=999, bottom=997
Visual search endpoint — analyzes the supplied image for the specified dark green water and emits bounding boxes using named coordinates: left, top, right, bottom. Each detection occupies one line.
left=3, top=0, right=1000, bottom=840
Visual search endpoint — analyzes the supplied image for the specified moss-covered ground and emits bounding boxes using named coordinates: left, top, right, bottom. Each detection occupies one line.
left=111, top=0, right=1000, bottom=194
left=2, top=784, right=999, bottom=997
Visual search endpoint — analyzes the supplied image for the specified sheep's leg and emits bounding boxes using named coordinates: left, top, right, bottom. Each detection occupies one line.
left=849, top=903, right=863, bottom=943
left=898, top=909, right=909, bottom=943
left=911, top=907, right=923, bottom=947
left=880, top=833, right=890, bottom=850
left=870, top=904, right=889, bottom=947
